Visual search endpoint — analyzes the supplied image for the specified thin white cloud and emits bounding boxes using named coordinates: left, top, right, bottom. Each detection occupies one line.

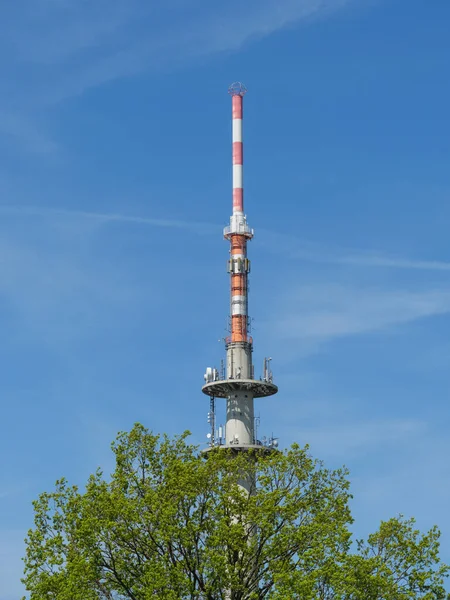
left=2, top=205, right=450, bottom=273
left=273, top=284, right=450, bottom=344
left=0, top=0, right=364, bottom=150
left=329, top=252, right=450, bottom=272
left=259, top=230, right=450, bottom=272
left=0, top=0, right=375, bottom=160
left=0, top=205, right=215, bottom=234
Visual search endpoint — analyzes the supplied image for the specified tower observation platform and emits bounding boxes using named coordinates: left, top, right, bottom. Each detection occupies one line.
left=202, top=378, right=277, bottom=399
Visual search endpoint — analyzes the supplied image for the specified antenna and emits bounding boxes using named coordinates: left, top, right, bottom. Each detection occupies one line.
left=207, top=396, right=216, bottom=446
left=228, top=82, right=248, bottom=97
left=254, top=414, right=260, bottom=445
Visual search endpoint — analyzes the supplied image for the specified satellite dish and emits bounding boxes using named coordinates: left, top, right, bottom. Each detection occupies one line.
left=206, top=433, right=212, bottom=439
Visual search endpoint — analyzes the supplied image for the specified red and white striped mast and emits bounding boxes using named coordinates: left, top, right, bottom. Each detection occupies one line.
left=202, top=83, right=278, bottom=481
left=231, top=83, right=245, bottom=215
left=228, top=81, right=251, bottom=346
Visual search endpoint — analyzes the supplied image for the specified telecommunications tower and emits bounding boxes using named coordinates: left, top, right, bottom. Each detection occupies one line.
left=202, top=83, right=278, bottom=484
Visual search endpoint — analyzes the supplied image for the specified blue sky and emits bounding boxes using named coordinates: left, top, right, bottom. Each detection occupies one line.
left=1, top=0, right=450, bottom=596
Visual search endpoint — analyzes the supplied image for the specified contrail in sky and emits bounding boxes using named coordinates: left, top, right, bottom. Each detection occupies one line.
left=1, top=204, right=450, bottom=272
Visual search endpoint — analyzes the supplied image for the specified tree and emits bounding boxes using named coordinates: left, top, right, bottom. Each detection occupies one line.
left=23, top=424, right=449, bottom=599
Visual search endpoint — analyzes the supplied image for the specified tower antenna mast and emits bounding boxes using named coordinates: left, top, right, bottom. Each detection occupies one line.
left=202, top=83, right=279, bottom=491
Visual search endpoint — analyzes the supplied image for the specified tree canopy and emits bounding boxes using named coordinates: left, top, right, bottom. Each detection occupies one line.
left=23, top=424, right=449, bottom=599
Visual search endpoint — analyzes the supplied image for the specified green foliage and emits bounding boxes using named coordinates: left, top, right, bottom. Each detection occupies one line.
left=23, top=424, right=449, bottom=599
